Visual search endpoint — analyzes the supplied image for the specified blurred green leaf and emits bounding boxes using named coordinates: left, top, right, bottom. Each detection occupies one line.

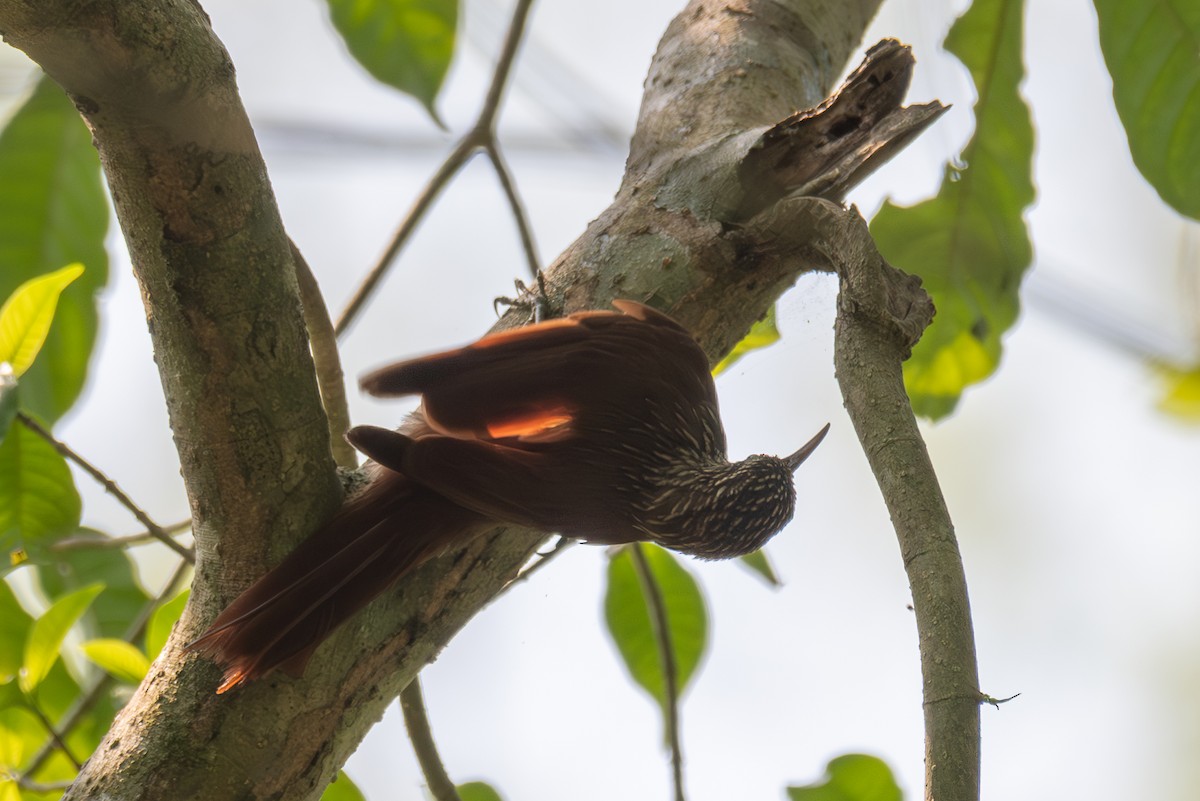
left=787, top=754, right=903, bottom=801
left=0, top=582, right=33, bottom=684
left=38, top=543, right=148, bottom=640
left=20, top=582, right=103, bottom=694
left=1093, top=0, right=1200, bottom=219
left=0, top=706, right=43, bottom=785
left=80, top=638, right=148, bottom=685
left=0, top=264, right=85, bottom=378
left=604, top=544, right=708, bottom=710
left=320, top=771, right=366, bottom=801
left=739, top=548, right=781, bottom=586
left=1156, top=364, right=1200, bottom=420
left=326, top=0, right=457, bottom=120
left=458, top=781, right=505, bottom=801
left=712, top=306, right=781, bottom=375
left=0, top=421, right=81, bottom=569
left=870, top=0, right=1034, bottom=419
left=145, top=589, right=189, bottom=660
left=0, top=77, right=109, bottom=423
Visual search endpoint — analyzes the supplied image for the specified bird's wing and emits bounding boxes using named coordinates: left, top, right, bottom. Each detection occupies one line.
left=347, top=425, right=582, bottom=530
left=358, top=301, right=718, bottom=445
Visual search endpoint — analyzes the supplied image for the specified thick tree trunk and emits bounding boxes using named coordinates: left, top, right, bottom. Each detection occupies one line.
left=0, top=1, right=975, bottom=799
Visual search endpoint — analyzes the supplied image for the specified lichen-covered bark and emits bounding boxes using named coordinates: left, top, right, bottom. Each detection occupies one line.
left=0, top=1, right=987, bottom=799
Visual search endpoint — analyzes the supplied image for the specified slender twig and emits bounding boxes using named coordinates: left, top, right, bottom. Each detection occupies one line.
left=12, top=775, right=72, bottom=793
left=23, top=693, right=81, bottom=770
left=51, top=519, right=192, bottom=553
left=290, top=238, right=357, bottom=469
left=629, top=544, right=686, bottom=801
left=399, top=678, right=462, bottom=801
left=485, top=141, right=540, bottom=281
left=15, top=412, right=194, bottom=563
left=20, top=557, right=193, bottom=781
left=334, top=0, right=539, bottom=336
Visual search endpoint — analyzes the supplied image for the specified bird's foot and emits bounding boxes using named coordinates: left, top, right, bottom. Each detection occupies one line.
left=493, top=272, right=551, bottom=323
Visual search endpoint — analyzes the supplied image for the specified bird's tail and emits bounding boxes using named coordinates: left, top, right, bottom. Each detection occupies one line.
left=186, top=470, right=484, bottom=693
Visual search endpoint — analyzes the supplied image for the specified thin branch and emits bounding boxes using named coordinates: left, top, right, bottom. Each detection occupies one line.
left=20, top=557, right=193, bottom=782
left=485, top=141, right=541, bottom=280
left=334, top=0, right=538, bottom=336
left=23, top=693, right=81, bottom=770
left=12, top=776, right=72, bottom=793
left=51, top=519, right=192, bottom=553
left=290, top=238, right=357, bottom=469
left=629, top=544, right=686, bottom=801
left=399, top=678, right=462, bottom=801
left=334, top=138, right=475, bottom=337
left=823, top=205, right=980, bottom=801
left=15, top=413, right=194, bottom=563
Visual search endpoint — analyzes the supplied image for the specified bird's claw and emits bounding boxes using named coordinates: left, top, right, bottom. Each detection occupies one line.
left=493, top=272, right=551, bottom=323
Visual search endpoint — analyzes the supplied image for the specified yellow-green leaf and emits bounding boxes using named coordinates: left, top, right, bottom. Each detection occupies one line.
left=320, top=771, right=366, bottom=801
left=871, top=0, right=1034, bottom=419
left=20, top=583, right=103, bottom=694
left=80, top=638, right=149, bottom=684
left=739, top=548, right=781, bottom=586
left=458, top=781, right=505, bottom=801
left=0, top=264, right=84, bottom=378
left=713, top=306, right=782, bottom=375
left=787, top=754, right=903, bottom=801
left=1155, top=363, right=1200, bottom=421
left=604, top=544, right=708, bottom=712
left=326, top=0, right=457, bottom=121
left=1093, top=0, right=1200, bottom=219
left=0, top=77, right=109, bottom=423
left=0, top=420, right=82, bottom=567
left=0, top=581, right=33, bottom=683
left=145, top=589, right=190, bottom=660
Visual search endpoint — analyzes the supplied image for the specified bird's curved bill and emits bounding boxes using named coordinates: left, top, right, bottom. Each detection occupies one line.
left=784, top=423, right=831, bottom=471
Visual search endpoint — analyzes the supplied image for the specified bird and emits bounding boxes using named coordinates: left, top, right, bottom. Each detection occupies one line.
left=187, top=300, right=829, bottom=693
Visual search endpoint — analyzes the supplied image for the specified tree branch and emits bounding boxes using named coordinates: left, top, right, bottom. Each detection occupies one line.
left=0, top=1, right=972, bottom=799
left=400, top=678, right=462, bottom=801
left=791, top=200, right=980, bottom=801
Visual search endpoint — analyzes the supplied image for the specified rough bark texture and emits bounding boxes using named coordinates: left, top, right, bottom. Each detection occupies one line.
left=0, top=1, right=978, bottom=799
left=797, top=201, right=982, bottom=801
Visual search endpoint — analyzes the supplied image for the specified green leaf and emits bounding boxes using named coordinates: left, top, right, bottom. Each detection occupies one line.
left=326, top=0, right=457, bottom=120
left=320, top=771, right=366, bottom=801
left=787, top=754, right=903, bottom=801
left=1156, top=364, right=1200, bottom=420
left=0, top=263, right=85, bottom=378
left=0, top=706, right=43, bottom=781
left=0, top=421, right=82, bottom=568
left=20, top=583, right=103, bottom=694
left=0, top=582, right=33, bottom=684
left=712, top=306, right=781, bottom=375
left=870, top=0, right=1034, bottom=419
left=739, top=548, right=781, bottom=586
left=1093, top=0, right=1200, bottom=219
left=145, top=589, right=189, bottom=660
left=38, top=544, right=149, bottom=640
left=0, top=77, right=109, bottom=423
left=604, top=544, right=708, bottom=710
left=457, top=781, right=505, bottom=801
left=79, top=638, right=148, bottom=685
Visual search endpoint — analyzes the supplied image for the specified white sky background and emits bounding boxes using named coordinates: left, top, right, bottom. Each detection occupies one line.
left=5, top=0, right=1200, bottom=798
